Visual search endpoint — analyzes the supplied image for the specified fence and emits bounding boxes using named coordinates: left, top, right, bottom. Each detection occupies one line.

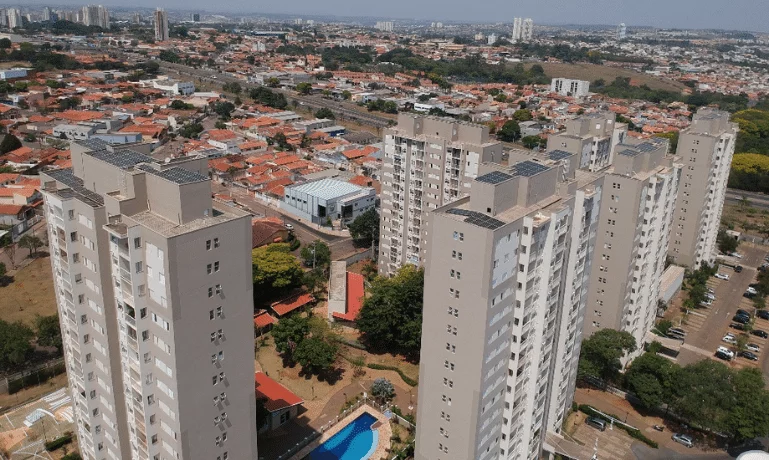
left=0, top=357, right=66, bottom=394
left=275, top=399, right=393, bottom=460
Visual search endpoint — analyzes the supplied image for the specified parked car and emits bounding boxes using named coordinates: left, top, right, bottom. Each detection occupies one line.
left=731, top=322, right=747, bottom=331
left=740, top=351, right=759, bottom=361
left=747, top=287, right=759, bottom=295
left=668, top=327, right=686, bottom=336
left=705, top=293, right=716, bottom=301
left=757, top=310, right=769, bottom=320
left=737, top=309, right=751, bottom=317
left=707, top=287, right=716, bottom=294
left=586, top=417, right=606, bottom=432
left=731, top=252, right=743, bottom=259
left=753, top=329, right=769, bottom=339
left=717, top=346, right=735, bottom=360
left=747, top=343, right=761, bottom=353
left=735, top=265, right=744, bottom=273
left=715, top=273, right=730, bottom=280
left=733, top=315, right=751, bottom=324
left=284, top=223, right=294, bottom=230
left=723, top=335, right=738, bottom=345
left=745, top=292, right=757, bottom=299
left=672, top=433, right=694, bottom=448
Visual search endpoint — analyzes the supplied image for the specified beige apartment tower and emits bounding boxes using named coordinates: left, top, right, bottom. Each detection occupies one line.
left=668, top=108, right=738, bottom=267
left=547, top=111, right=628, bottom=172
left=154, top=9, right=169, bottom=42
left=379, top=114, right=503, bottom=276
left=42, top=140, right=258, bottom=460
left=583, top=138, right=681, bottom=355
left=415, top=152, right=602, bottom=460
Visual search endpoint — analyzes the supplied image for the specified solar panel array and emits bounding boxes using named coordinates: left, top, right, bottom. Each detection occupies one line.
left=511, top=160, right=550, bottom=177
left=476, top=170, right=513, bottom=185
left=446, top=208, right=505, bottom=230
left=138, top=164, right=208, bottom=184
left=90, top=148, right=152, bottom=170
left=635, top=142, right=658, bottom=152
left=46, top=168, right=105, bottom=207
left=548, top=149, right=573, bottom=161
left=618, top=148, right=641, bottom=157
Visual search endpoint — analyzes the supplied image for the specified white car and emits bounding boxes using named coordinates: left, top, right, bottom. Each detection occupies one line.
left=747, top=287, right=758, bottom=295
left=715, top=273, right=730, bottom=280
left=716, top=346, right=735, bottom=360
left=723, top=335, right=737, bottom=345
left=284, top=223, right=294, bottom=230
left=730, top=252, right=743, bottom=259
left=747, top=343, right=761, bottom=353
left=706, top=293, right=716, bottom=300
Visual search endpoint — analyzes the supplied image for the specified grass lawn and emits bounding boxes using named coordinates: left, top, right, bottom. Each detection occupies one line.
left=0, top=257, right=57, bottom=327
left=0, top=372, right=67, bottom=410
left=525, top=62, right=686, bottom=93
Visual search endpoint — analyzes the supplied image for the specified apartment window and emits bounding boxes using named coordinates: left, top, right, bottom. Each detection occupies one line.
left=207, top=264, right=213, bottom=275
left=211, top=332, right=217, bottom=342
left=151, top=434, right=158, bottom=445
left=147, top=394, right=155, bottom=405
left=150, top=414, right=156, bottom=425
left=217, top=306, right=223, bottom=317
left=219, top=372, right=225, bottom=383
left=206, top=240, right=212, bottom=250
left=89, top=389, right=96, bottom=399
left=450, top=269, right=455, bottom=278
left=92, top=408, right=99, bottom=416
left=208, top=287, right=214, bottom=298
left=452, top=250, right=456, bottom=258
left=83, top=334, right=90, bottom=344
left=210, top=310, right=215, bottom=320
left=142, top=330, right=149, bottom=341
left=214, top=238, right=220, bottom=248
left=215, top=284, right=222, bottom=295
left=134, top=237, right=142, bottom=249
left=214, top=261, right=220, bottom=272
left=135, top=261, right=143, bottom=273
left=85, top=353, right=92, bottom=363
left=78, top=294, right=85, bottom=304
left=140, top=308, right=147, bottom=319
left=213, top=376, right=218, bottom=385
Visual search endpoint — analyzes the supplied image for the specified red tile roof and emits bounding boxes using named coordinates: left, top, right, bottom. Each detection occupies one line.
left=251, top=218, right=287, bottom=248
left=0, top=204, right=25, bottom=216
left=270, top=292, right=314, bottom=316
left=253, top=310, right=276, bottom=329
left=254, top=372, right=303, bottom=412
left=333, top=272, right=365, bottom=322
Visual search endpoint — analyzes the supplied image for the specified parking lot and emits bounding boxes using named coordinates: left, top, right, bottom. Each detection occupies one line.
left=666, top=244, right=769, bottom=379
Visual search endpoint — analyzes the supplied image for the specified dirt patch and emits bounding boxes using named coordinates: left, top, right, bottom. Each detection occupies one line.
left=0, top=257, right=57, bottom=327
left=526, top=62, right=686, bottom=93
left=722, top=202, right=769, bottom=235
left=0, top=373, right=67, bottom=411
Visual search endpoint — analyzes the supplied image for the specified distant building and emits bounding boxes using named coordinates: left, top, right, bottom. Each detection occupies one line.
left=151, top=79, right=195, bottom=96
left=512, top=17, right=533, bottom=42
left=254, top=372, right=303, bottom=433
left=617, top=23, right=627, bottom=40
left=550, top=77, right=590, bottom=97
left=375, top=21, right=394, bottom=32
left=42, top=6, right=51, bottom=22
left=0, top=68, right=28, bottom=80
left=487, top=33, right=498, bottom=45
left=81, top=5, right=109, bottom=29
left=280, top=178, right=376, bottom=225
left=192, top=13, right=200, bottom=22
left=547, top=112, right=627, bottom=171
left=6, top=8, right=21, bottom=29
left=154, top=8, right=169, bottom=41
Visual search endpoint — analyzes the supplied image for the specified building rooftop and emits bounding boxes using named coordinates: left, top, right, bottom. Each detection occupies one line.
left=137, top=164, right=208, bottom=185
left=287, top=178, right=366, bottom=201
left=126, top=201, right=250, bottom=238
left=45, top=168, right=104, bottom=207
left=254, top=372, right=303, bottom=413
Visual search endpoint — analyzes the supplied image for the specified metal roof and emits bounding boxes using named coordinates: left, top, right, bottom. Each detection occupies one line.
left=446, top=208, right=505, bottom=230
left=90, top=148, right=152, bottom=170
left=476, top=171, right=513, bottom=185
left=46, top=168, right=104, bottom=207
left=287, top=178, right=366, bottom=201
left=548, top=149, right=573, bottom=161
left=511, top=160, right=550, bottom=177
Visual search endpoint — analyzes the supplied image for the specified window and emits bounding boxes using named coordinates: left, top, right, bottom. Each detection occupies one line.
left=147, top=394, right=154, bottom=405
left=142, top=330, right=149, bottom=341
left=83, top=334, right=90, bottom=344
left=214, top=261, right=220, bottom=272
left=140, top=308, right=147, bottom=319
left=219, top=372, right=225, bottom=382
left=215, top=284, right=222, bottom=294
left=136, top=261, right=143, bottom=273
left=214, top=238, right=220, bottom=248
left=211, top=332, right=217, bottom=342
left=206, top=240, right=212, bottom=250
left=208, top=287, right=213, bottom=298
left=217, top=306, right=223, bottom=317
left=134, top=237, right=142, bottom=249
left=210, top=310, right=215, bottom=320
left=207, top=264, right=213, bottom=275
left=85, top=353, right=92, bottom=363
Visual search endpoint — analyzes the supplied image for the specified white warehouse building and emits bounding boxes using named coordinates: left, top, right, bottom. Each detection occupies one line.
left=280, top=178, right=376, bottom=225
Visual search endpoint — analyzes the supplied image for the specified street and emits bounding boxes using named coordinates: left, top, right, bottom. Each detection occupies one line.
left=725, top=189, right=769, bottom=210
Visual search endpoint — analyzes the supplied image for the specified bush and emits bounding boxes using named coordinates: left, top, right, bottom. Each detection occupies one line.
left=289, top=237, right=301, bottom=251
left=366, top=363, right=418, bottom=387
left=336, top=336, right=366, bottom=350
left=391, top=405, right=416, bottom=425
left=45, top=433, right=72, bottom=451
left=62, top=454, right=83, bottom=460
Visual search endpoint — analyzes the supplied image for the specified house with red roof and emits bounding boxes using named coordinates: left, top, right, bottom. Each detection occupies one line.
left=327, top=261, right=365, bottom=322
left=269, top=292, right=314, bottom=317
left=251, top=217, right=289, bottom=248
left=254, top=372, right=304, bottom=433
left=253, top=310, right=276, bottom=335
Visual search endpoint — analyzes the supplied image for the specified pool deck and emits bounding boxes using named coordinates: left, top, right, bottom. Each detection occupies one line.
left=290, top=404, right=392, bottom=460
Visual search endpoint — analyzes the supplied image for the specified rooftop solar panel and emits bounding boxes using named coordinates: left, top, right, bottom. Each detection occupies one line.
left=90, top=148, right=151, bottom=170
left=511, top=160, right=550, bottom=177
left=446, top=208, right=505, bottom=230
left=138, top=164, right=208, bottom=184
left=476, top=171, right=513, bottom=185
left=548, top=150, right=573, bottom=161
left=46, top=168, right=105, bottom=207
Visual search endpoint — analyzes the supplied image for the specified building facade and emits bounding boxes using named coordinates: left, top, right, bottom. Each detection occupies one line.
left=547, top=112, right=628, bottom=172
left=82, top=5, right=109, bottom=29
left=415, top=154, right=602, bottom=460
left=512, top=18, right=533, bottom=42
left=583, top=138, right=681, bottom=357
left=550, top=78, right=590, bottom=98
left=281, top=178, right=376, bottom=225
left=154, top=9, right=169, bottom=41
left=668, top=108, right=738, bottom=267
left=379, top=114, right=503, bottom=276
left=41, top=139, right=258, bottom=460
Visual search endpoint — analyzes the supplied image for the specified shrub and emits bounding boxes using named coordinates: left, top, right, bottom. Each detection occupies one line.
left=366, top=363, right=418, bottom=386
left=45, top=433, right=72, bottom=451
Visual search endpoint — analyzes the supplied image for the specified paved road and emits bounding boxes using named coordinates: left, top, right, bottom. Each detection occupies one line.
left=211, top=183, right=358, bottom=260
left=156, top=61, right=393, bottom=129
left=725, top=189, right=769, bottom=210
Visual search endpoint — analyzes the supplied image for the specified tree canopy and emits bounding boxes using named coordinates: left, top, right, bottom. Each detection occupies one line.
left=35, top=315, right=62, bottom=352
left=497, top=120, right=521, bottom=142
left=347, top=208, right=379, bottom=247
left=356, top=265, right=424, bottom=358
left=0, top=320, right=33, bottom=371
left=0, top=134, right=21, bottom=154
left=300, top=240, right=331, bottom=271
left=252, top=244, right=304, bottom=299
left=578, top=329, right=636, bottom=383
left=315, top=107, right=335, bottom=119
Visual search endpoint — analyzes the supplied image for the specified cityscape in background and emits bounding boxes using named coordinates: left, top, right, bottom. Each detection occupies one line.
left=0, top=3, right=762, bottom=460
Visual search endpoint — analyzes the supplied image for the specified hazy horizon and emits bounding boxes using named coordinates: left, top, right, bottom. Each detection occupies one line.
left=4, top=0, right=769, bottom=33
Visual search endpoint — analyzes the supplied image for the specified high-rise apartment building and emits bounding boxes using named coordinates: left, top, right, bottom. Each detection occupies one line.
left=617, top=23, right=627, bottom=40
left=582, top=138, right=681, bottom=357
left=379, top=114, right=503, bottom=276
left=6, top=8, right=21, bottom=29
left=547, top=111, right=628, bottom=172
left=192, top=13, right=200, bottom=22
left=375, top=21, right=394, bottom=32
left=415, top=152, right=602, bottom=460
left=668, top=108, right=738, bottom=267
left=512, top=17, right=533, bottom=42
left=549, top=78, right=590, bottom=98
left=43, top=6, right=52, bottom=22
left=41, top=140, right=258, bottom=460
left=154, top=9, right=169, bottom=41
left=82, top=5, right=109, bottom=29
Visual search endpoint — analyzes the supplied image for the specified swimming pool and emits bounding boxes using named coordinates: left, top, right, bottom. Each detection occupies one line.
left=310, top=412, right=379, bottom=460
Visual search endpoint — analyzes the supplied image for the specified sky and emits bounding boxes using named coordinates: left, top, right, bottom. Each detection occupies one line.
left=19, top=0, right=769, bottom=32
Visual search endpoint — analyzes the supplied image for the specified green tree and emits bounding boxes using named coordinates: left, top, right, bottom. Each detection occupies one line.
left=341, top=90, right=351, bottom=100
left=717, top=229, right=739, bottom=254
left=178, top=122, right=204, bottom=138
left=18, top=234, right=43, bottom=255
left=512, top=109, right=533, bottom=121
left=521, top=135, right=541, bottom=149
left=315, top=107, right=335, bottom=119
left=35, top=315, right=62, bottom=352
left=0, top=320, right=34, bottom=371
left=624, top=352, right=679, bottom=410
left=213, top=101, right=235, bottom=120
left=266, top=77, right=280, bottom=88
left=0, top=38, right=11, bottom=49
left=0, top=134, right=22, bottom=154
left=251, top=244, right=304, bottom=297
left=271, top=315, right=309, bottom=361
left=296, top=82, right=313, bottom=95
left=726, top=367, right=769, bottom=441
left=654, top=131, right=679, bottom=153
left=356, top=265, right=424, bottom=358
left=670, top=359, right=734, bottom=434
left=170, top=100, right=194, bottom=110
left=294, top=336, right=338, bottom=374
left=497, top=120, right=521, bottom=142
left=577, top=329, right=636, bottom=383
left=347, top=208, right=379, bottom=247
left=371, top=377, right=395, bottom=403
left=300, top=240, right=331, bottom=271
left=214, top=120, right=227, bottom=129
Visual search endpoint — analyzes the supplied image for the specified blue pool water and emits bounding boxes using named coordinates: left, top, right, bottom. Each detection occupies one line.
left=310, top=412, right=379, bottom=460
